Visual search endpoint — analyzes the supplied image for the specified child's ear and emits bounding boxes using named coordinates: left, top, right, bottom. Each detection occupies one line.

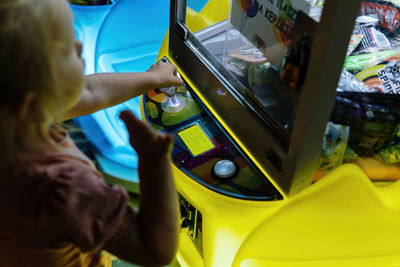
left=18, top=92, right=36, bottom=122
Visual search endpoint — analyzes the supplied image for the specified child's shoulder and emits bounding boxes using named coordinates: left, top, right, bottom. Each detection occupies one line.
left=1, top=127, right=102, bottom=197
left=26, top=124, right=98, bottom=172
left=18, top=142, right=102, bottom=187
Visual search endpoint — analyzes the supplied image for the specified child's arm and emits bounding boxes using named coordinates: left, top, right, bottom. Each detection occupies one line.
left=105, top=111, right=179, bottom=266
left=61, top=62, right=183, bottom=121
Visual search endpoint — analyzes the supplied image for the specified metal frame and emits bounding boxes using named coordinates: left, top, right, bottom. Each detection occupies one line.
left=169, top=0, right=361, bottom=196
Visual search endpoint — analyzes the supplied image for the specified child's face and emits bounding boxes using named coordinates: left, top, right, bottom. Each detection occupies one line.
left=54, top=0, right=85, bottom=111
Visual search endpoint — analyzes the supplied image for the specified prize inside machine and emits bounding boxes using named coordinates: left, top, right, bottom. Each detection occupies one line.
left=69, top=0, right=208, bottom=192
left=142, top=0, right=400, bottom=266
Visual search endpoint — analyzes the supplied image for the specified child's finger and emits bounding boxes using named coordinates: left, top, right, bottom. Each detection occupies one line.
left=119, top=110, right=139, bottom=133
left=119, top=110, right=153, bottom=138
left=170, top=65, right=183, bottom=86
left=174, top=76, right=184, bottom=86
left=119, top=110, right=135, bottom=124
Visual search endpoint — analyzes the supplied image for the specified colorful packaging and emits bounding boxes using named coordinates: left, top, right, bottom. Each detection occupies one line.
left=343, top=49, right=400, bottom=72
left=331, top=92, right=400, bottom=156
left=353, top=22, right=392, bottom=54
left=353, top=156, right=400, bottom=181
left=343, top=147, right=360, bottom=163
left=361, top=0, right=400, bottom=35
left=347, top=34, right=364, bottom=56
left=337, top=70, right=378, bottom=93
left=306, top=0, right=324, bottom=7
left=377, top=125, right=400, bottom=164
left=317, top=122, right=350, bottom=174
left=355, top=53, right=400, bottom=93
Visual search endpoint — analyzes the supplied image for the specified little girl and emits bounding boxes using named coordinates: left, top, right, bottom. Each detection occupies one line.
left=0, top=0, right=182, bottom=266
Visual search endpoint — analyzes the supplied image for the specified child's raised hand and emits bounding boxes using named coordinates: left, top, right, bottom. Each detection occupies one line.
left=146, top=61, right=183, bottom=89
left=119, top=110, right=174, bottom=160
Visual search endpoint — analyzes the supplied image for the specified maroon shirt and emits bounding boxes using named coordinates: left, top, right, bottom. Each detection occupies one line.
left=0, top=127, right=134, bottom=266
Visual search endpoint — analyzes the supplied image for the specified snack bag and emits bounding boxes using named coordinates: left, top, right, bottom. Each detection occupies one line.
left=343, top=49, right=400, bottom=73
left=353, top=22, right=392, bottom=54
left=360, top=0, right=400, bottom=35
left=337, top=70, right=378, bottom=93
left=331, top=92, right=400, bottom=156
left=318, top=122, right=350, bottom=173
left=377, top=125, right=400, bottom=164
left=347, top=34, right=364, bottom=56
left=355, top=53, right=400, bottom=93
left=353, top=156, right=400, bottom=181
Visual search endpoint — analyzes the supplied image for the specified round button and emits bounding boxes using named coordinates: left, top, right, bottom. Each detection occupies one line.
left=212, top=160, right=238, bottom=179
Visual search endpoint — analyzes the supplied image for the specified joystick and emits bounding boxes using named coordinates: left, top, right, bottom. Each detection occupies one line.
left=161, top=72, right=187, bottom=113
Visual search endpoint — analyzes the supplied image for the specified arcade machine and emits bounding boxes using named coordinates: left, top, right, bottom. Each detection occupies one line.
left=138, top=0, right=400, bottom=266
left=71, top=0, right=400, bottom=266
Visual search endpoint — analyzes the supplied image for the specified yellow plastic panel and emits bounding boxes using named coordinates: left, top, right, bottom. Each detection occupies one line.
left=186, top=0, right=229, bottom=33
left=232, top=164, right=400, bottom=266
left=175, top=233, right=204, bottom=267
left=170, top=164, right=284, bottom=267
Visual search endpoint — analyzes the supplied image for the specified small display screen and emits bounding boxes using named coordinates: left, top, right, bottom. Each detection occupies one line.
left=177, top=124, right=215, bottom=156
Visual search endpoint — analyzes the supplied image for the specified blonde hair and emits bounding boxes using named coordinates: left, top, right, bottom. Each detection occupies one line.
left=0, top=0, right=69, bottom=160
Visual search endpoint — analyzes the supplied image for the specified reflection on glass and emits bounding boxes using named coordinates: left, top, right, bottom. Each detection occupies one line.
left=194, top=0, right=321, bottom=136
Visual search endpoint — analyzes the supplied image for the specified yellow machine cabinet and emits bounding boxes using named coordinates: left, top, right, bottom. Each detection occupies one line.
left=140, top=0, right=400, bottom=266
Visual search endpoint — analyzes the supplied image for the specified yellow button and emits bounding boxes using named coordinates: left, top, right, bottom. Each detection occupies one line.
left=178, top=124, right=214, bottom=156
